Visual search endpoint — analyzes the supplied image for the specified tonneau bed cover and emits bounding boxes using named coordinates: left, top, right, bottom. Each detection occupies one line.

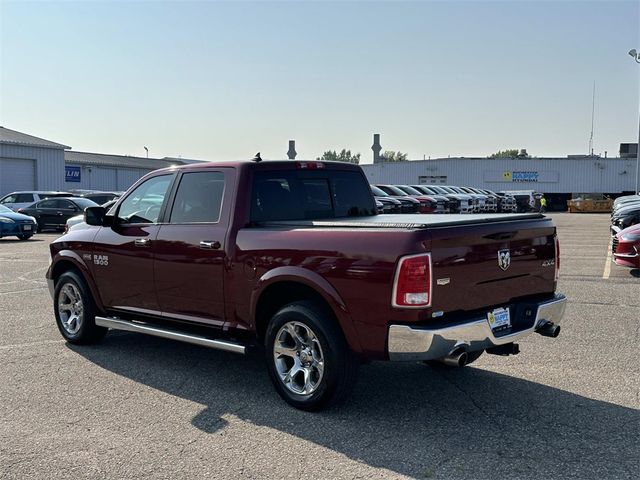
left=258, top=213, right=544, bottom=229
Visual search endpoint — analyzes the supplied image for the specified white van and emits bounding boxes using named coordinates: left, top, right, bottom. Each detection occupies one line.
left=0, top=191, right=73, bottom=211
left=500, top=190, right=537, bottom=212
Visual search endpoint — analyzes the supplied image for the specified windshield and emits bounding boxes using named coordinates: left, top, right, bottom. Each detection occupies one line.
left=0, top=205, right=13, bottom=214
left=370, top=185, right=388, bottom=197
left=426, top=185, right=447, bottom=194
left=398, top=186, right=422, bottom=195
left=381, top=185, right=408, bottom=196
left=72, top=198, right=99, bottom=209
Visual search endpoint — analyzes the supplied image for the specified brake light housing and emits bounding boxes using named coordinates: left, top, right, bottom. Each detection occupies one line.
left=554, top=235, right=560, bottom=282
left=296, top=161, right=325, bottom=170
left=392, top=253, right=432, bottom=308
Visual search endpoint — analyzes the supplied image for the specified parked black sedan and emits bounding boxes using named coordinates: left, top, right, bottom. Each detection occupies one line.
left=18, top=197, right=98, bottom=232
left=611, top=202, right=640, bottom=231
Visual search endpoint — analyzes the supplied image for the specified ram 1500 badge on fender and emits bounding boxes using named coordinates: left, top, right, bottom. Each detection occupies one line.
left=46, top=160, right=566, bottom=410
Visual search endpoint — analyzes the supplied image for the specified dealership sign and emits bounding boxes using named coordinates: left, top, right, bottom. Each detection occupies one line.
left=503, top=171, right=539, bottom=182
left=485, top=170, right=558, bottom=183
left=65, top=166, right=81, bottom=183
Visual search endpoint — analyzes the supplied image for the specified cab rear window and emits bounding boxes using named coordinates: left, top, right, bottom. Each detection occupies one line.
left=251, top=170, right=376, bottom=222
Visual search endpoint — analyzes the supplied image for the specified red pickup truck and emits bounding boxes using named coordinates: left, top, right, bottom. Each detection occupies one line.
left=46, top=160, right=566, bottom=410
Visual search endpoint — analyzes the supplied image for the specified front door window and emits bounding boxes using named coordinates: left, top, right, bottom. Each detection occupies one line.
left=117, top=175, right=172, bottom=225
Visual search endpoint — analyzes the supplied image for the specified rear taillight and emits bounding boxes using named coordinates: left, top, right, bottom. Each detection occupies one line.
left=392, top=253, right=432, bottom=308
left=554, top=235, right=560, bottom=282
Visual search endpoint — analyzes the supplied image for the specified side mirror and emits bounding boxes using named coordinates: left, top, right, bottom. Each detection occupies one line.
left=85, top=206, right=110, bottom=226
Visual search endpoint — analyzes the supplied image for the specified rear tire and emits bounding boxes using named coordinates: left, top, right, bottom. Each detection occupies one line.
left=54, top=271, right=108, bottom=344
left=265, top=300, right=359, bottom=411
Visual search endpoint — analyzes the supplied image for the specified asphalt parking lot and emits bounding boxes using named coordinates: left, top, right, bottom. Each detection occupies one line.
left=0, top=214, right=638, bottom=480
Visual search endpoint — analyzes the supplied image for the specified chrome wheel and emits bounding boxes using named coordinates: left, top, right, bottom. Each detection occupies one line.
left=273, top=321, right=325, bottom=396
left=57, top=282, right=84, bottom=335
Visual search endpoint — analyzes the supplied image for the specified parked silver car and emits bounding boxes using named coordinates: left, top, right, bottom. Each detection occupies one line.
left=0, top=191, right=73, bottom=211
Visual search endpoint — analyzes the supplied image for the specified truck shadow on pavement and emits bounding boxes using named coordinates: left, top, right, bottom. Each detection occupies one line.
left=70, top=333, right=637, bottom=479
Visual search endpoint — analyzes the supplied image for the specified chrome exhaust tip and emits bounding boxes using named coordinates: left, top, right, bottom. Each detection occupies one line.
left=537, top=322, right=561, bottom=338
left=440, top=348, right=468, bottom=367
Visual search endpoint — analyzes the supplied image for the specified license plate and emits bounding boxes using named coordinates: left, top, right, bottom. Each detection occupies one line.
left=487, top=307, right=511, bottom=332
left=23, top=225, right=32, bottom=231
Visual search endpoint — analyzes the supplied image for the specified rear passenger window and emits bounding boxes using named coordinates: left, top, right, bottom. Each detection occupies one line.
left=38, top=199, right=58, bottom=208
left=169, top=172, right=225, bottom=224
left=16, top=194, right=35, bottom=202
left=58, top=200, right=75, bottom=210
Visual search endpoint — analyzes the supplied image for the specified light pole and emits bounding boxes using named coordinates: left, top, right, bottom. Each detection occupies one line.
left=629, top=49, right=640, bottom=193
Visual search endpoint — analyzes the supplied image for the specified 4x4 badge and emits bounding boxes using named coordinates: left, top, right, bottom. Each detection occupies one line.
left=498, top=249, right=511, bottom=271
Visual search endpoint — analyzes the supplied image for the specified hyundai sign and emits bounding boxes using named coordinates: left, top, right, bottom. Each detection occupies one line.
left=65, top=166, right=81, bottom=183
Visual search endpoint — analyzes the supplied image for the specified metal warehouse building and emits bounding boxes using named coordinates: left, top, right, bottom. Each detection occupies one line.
left=361, top=156, right=638, bottom=194
left=361, top=156, right=637, bottom=211
left=0, top=127, right=185, bottom=196
left=0, top=127, right=69, bottom=196
left=360, top=134, right=638, bottom=210
left=63, top=151, right=182, bottom=192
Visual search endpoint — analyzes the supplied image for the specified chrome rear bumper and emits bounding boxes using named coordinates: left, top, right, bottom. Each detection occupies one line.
left=387, top=294, right=567, bottom=361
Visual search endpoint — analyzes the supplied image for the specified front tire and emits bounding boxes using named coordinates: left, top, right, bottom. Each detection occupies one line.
left=54, top=271, right=107, bottom=344
left=265, top=301, right=359, bottom=411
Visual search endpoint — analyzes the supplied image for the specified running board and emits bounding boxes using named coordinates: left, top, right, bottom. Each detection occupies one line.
left=95, top=317, right=246, bottom=355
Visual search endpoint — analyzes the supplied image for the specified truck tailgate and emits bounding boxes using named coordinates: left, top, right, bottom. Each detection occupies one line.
left=428, top=218, right=556, bottom=314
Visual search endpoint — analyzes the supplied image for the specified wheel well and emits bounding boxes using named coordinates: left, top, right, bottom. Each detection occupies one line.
left=51, top=260, right=81, bottom=284
left=255, top=281, right=336, bottom=342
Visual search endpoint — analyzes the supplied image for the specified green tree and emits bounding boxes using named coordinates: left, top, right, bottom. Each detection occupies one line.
left=317, top=149, right=361, bottom=164
left=382, top=150, right=408, bottom=162
left=490, top=149, right=520, bottom=158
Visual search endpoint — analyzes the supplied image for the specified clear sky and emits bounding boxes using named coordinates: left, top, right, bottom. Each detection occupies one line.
left=1, top=0, right=638, bottom=163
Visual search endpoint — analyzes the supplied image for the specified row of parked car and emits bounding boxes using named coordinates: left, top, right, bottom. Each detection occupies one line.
left=371, top=184, right=519, bottom=214
left=0, top=190, right=121, bottom=240
left=610, top=193, right=640, bottom=270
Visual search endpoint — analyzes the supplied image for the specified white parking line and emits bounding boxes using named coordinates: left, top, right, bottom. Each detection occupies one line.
left=0, top=286, right=46, bottom=295
left=0, top=339, right=65, bottom=351
left=602, top=239, right=612, bottom=279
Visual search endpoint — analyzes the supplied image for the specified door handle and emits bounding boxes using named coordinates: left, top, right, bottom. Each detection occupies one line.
left=57, top=211, right=63, bottom=216
left=200, top=241, right=221, bottom=250
left=135, top=238, right=151, bottom=247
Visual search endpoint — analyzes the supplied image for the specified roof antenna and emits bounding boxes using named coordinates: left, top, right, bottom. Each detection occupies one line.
left=253, top=152, right=262, bottom=162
